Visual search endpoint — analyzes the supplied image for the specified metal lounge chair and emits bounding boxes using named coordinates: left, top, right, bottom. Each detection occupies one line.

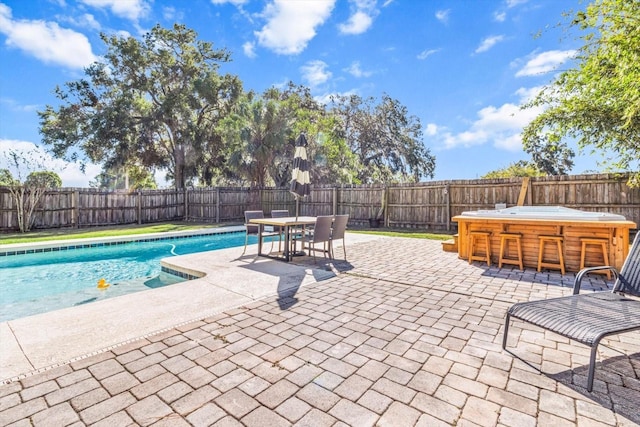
left=502, top=233, right=640, bottom=392
left=330, top=214, right=349, bottom=260
left=242, top=210, right=280, bottom=255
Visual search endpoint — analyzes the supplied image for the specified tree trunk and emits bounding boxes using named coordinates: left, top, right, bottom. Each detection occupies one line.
left=173, top=145, right=186, bottom=189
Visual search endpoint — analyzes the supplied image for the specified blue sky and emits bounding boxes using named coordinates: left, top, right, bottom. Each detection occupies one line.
left=0, top=0, right=589, bottom=187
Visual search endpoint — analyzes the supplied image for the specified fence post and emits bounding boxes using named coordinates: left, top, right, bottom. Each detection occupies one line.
left=332, top=187, right=337, bottom=215
left=216, top=187, right=220, bottom=223
left=137, top=190, right=142, bottom=225
left=383, top=186, right=389, bottom=227
left=73, top=190, right=79, bottom=228
left=184, top=188, right=189, bottom=221
left=445, top=184, right=451, bottom=231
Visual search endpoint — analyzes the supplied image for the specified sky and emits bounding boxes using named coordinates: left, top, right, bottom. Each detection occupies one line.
left=0, top=0, right=593, bottom=187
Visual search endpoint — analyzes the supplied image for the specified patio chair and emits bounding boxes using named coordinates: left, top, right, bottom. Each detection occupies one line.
left=242, top=210, right=280, bottom=255
left=502, top=234, right=640, bottom=392
left=271, top=209, right=290, bottom=252
left=303, top=215, right=334, bottom=262
left=330, top=214, right=349, bottom=260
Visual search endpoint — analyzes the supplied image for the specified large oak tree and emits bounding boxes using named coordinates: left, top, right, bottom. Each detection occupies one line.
left=39, top=24, right=242, bottom=189
left=329, top=94, right=436, bottom=184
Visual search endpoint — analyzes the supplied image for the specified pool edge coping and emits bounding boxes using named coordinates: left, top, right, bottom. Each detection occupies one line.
left=0, top=225, right=246, bottom=257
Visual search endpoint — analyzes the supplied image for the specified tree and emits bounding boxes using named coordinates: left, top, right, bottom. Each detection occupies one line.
left=329, top=94, right=436, bottom=184
left=218, top=92, right=292, bottom=187
left=0, top=169, right=17, bottom=186
left=1, top=152, right=62, bottom=232
left=482, top=160, right=545, bottom=179
left=271, top=83, right=360, bottom=186
left=218, top=84, right=361, bottom=188
left=524, top=138, right=574, bottom=176
left=25, top=171, right=62, bottom=188
left=90, top=164, right=157, bottom=190
left=39, top=24, right=242, bottom=189
left=522, top=0, right=640, bottom=186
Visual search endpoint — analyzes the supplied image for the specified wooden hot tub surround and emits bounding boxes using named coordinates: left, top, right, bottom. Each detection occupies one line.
left=453, top=207, right=636, bottom=272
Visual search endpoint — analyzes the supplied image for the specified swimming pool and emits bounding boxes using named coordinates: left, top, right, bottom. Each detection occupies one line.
left=0, top=229, right=266, bottom=322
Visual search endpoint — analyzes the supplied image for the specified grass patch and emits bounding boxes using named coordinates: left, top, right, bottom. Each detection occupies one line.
left=349, top=228, right=454, bottom=240
left=0, top=222, right=453, bottom=245
left=0, top=222, right=230, bottom=245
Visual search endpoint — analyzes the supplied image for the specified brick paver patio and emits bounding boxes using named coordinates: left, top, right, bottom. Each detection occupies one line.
left=1, top=237, right=638, bottom=426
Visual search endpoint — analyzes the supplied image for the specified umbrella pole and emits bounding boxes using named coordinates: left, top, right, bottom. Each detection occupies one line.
left=294, top=197, right=299, bottom=255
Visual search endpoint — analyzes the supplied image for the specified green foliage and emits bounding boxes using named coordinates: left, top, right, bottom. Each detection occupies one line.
left=219, top=91, right=292, bottom=187
left=0, top=169, right=17, bottom=186
left=39, top=24, right=242, bottom=189
left=25, top=171, right=62, bottom=188
left=522, top=0, right=640, bottom=186
left=38, top=24, right=435, bottom=188
left=329, top=93, right=436, bottom=184
left=1, top=151, right=62, bottom=232
left=274, top=83, right=360, bottom=186
left=90, top=165, right=157, bottom=190
left=482, top=161, right=546, bottom=179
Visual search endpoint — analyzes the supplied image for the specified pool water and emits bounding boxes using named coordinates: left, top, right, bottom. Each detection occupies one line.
left=0, top=231, right=263, bottom=322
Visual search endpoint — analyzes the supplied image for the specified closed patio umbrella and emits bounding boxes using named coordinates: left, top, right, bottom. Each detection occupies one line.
left=290, top=133, right=311, bottom=218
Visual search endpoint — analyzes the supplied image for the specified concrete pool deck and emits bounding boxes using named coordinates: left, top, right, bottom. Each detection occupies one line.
left=0, top=232, right=381, bottom=381
left=0, top=234, right=639, bottom=426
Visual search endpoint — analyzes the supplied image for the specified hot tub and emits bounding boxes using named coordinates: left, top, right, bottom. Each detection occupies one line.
left=452, top=206, right=636, bottom=271
left=460, top=206, right=627, bottom=221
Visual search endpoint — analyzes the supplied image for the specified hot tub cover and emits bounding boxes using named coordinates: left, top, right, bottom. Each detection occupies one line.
left=460, top=206, right=627, bottom=221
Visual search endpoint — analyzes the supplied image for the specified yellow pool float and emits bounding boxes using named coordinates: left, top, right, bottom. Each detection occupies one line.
left=97, top=278, right=110, bottom=290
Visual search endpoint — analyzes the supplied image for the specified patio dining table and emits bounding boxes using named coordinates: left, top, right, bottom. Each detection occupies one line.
left=249, top=216, right=317, bottom=262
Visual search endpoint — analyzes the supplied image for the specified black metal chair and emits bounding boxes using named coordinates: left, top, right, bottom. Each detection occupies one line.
left=502, top=234, right=640, bottom=392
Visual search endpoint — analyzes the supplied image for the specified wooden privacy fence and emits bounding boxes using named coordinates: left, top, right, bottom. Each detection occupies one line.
left=1, top=173, right=638, bottom=233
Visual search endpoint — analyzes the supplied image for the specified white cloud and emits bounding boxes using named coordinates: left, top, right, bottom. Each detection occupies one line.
left=162, top=6, right=184, bottom=22
left=211, top=0, right=248, bottom=4
left=78, top=0, right=149, bottom=21
left=435, top=9, right=450, bottom=24
left=506, top=0, right=528, bottom=7
left=0, top=4, right=97, bottom=69
left=300, top=60, right=332, bottom=87
left=417, top=48, right=439, bottom=60
left=339, top=11, right=372, bottom=35
left=1, top=97, right=40, bottom=112
left=58, top=13, right=101, bottom=31
left=475, top=35, right=505, bottom=53
left=255, top=0, right=335, bottom=55
left=243, top=41, right=256, bottom=58
left=339, top=0, right=378, bottom=35
left=494, top=133, right=523, bottom=151
left=493, top=0, right=528, bottom=24
left=425, top=123, right=439, bottom=136
left=0, top=139, right=102, bottom=187
left=315, top=89, right=358, bottom=106
left=437, top=88, right=544, bottom=152
left=345, top=61, right=372, bottom=78
left=514, top=85, right=543, bottom=103
left=516, top=49, right=576, bottom=77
